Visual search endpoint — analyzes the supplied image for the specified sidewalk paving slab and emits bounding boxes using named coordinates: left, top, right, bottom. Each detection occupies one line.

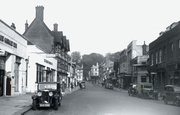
left=0, top=86, right=79, bottom=115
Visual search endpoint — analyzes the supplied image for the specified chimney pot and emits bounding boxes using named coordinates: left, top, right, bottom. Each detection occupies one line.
left=11, top=23, right=16, bottom=30
left=25, top=20, right=28, bottom=31
left=54, top=23, right=58, bottom=31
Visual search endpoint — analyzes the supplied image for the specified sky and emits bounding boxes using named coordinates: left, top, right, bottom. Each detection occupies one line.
left=1, top=0, right=180, bottom=56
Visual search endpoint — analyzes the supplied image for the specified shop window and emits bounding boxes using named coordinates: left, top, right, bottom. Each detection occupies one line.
left=36, top=64, right=44, bottom=83
left=141, top=76, right=146, bottom=82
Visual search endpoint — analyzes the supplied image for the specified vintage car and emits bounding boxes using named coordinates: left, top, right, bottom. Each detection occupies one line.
left=136, top=82, right=157, bottom=99
left=128, top=84, right=137, bottom=96
left=31, top=82, right=62, bottom=110
left=79, top=81, right=86, bottom=89
left=105, top=82, right=114, bottom=89
left=163, top=85, right=180, bottom=106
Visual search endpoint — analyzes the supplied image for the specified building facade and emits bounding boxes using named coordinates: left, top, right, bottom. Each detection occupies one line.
left=132, top=42, right=149, bottom=84
left=26, top=45, right=57, bottom=93
left=148, top=21, right=180, bottom=94
left=23, top=6, right=70, bottom=91
left=0, top=20, right=27, bottom=96
left=76, top=65, right=83, bottom=82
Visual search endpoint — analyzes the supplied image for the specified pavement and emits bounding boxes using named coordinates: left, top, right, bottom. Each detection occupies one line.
left=0, top=86, right=80, bottom=115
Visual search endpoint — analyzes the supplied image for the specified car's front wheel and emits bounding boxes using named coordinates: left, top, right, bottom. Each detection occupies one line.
left=32, top=100, right=37, bottom=110
left=54, top=99, right=58, bottom=110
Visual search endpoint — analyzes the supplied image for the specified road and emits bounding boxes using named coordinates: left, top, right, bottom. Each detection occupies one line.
left=24, top=82, right=180, bottom=115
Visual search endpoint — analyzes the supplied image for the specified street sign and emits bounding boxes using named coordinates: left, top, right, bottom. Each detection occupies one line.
left=46, top=53, right=61, bottom=58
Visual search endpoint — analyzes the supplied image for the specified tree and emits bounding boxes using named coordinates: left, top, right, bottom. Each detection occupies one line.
left=81, top=53, right=104, bottom=79
left=71, top=51, right=81, bottom=65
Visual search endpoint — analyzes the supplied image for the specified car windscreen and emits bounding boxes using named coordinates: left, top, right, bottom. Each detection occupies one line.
left=39, top=84, right=57, bottom=90
left=144, top=85, right=152, bottom=88
left=174, top=87, right=180, bottom=92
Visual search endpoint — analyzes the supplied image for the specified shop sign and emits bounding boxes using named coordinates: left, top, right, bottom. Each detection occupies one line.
left=0, top=34, right=17, bottom=48
left=44, top=59, right=53, bottom=65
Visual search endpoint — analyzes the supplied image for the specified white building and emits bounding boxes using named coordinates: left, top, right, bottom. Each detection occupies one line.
left=26, top=45, right=57, bottom=93
left=76, top=65, right=83, bottom=82
left=0, top=20, right=27, bottom=96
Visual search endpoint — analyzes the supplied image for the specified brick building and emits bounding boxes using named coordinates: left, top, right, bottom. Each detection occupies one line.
left=148, top=21, right=180, bottom=94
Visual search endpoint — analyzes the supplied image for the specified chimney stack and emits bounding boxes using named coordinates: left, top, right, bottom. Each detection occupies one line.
left=11, top=23, right=16, bottom=30
left=54, top=23, right=58, bottom=31
left=142, top=41, right=147, bottom=55
left=36, top=6, right=44, bottom=21
left=25, top=20, right=28, bottom=31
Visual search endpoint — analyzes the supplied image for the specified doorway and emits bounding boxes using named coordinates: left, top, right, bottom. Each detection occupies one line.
left=6, top=77, right=11, bottom=95
left=0, top=70, right=4, bottom=96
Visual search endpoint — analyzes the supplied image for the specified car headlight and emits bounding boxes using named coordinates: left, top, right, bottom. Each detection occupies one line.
left=37, top=92, right=42, bottom=96
left=49, top=92, right=53, bottom=96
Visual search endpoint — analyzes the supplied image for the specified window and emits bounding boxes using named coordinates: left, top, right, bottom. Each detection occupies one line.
left=141, top=76, right=146, bottom=82
left=36, top=64, right=45, bottom=83
left=171, top=43, right=174, bottom=51
left=151, top=53, right=153, bottom=66
left=159, top=50, right=162, bottom=63
left=156, top=51, right=158, bottom=64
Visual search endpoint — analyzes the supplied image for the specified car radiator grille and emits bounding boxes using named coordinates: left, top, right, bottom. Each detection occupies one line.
left=40, top=92, right=50, bottom=103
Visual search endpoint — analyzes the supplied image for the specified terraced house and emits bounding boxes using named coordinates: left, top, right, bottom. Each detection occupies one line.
left=148, top=21, right=180, bottom=95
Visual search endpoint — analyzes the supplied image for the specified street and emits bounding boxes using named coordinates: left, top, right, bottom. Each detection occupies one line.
left=24, top=82, right=180, bottom=115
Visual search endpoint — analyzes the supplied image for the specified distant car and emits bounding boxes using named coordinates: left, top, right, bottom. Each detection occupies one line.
left=31, top=82, right=62, bottom=110
left=80, top=81, right=86, bottom=89
left=163, top=85, right=180, bottom=106
left=105, top=82, right=114, bottom=89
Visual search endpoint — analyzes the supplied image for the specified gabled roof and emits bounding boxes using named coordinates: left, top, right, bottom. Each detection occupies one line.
left=52, top=31, right=63, bottom=44
left=23, top=18, right=54, bottom=53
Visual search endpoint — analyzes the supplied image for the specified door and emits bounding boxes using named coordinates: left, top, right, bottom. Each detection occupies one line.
left=6, top=77, right=11, bottom=95
left=0, top=70, right=4, bottom=96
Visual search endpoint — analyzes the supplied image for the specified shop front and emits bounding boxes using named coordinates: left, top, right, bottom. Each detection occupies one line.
left=0, top=20, right=28, bottom=96
left=26, top=45, right=57, bottom=93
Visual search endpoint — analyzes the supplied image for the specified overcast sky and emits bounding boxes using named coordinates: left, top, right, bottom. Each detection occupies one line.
left=1, top=0, right=180, bottom=56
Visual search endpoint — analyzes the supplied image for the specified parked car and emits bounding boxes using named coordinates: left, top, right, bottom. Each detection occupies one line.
left=105, top=82, right=114, bottom=89
left=128, top=84, right=137, bottom=96
left=31, top=82, right=62, bottom=110
left=163, top=85, right=180, bottom=106
left=136, top=82, right=156, bottom=99
left=80, top=81, right=86, bottom=89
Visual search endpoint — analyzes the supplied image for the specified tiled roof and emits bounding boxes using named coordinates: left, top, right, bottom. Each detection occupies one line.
left=23, top=19, right=54, bottom=53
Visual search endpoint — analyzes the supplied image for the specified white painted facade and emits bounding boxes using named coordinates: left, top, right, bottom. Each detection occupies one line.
left=26, top=45, right=57, bottom=93
left=0, top=20, right=27, bottom=96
